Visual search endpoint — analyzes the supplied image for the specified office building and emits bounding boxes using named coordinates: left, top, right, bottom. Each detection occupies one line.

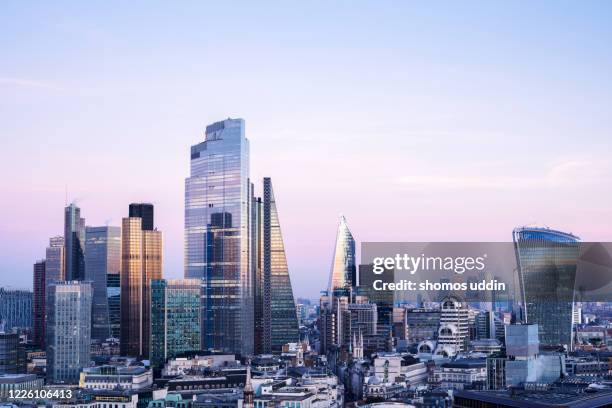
left=0, top=374, right=44, bottom=399
left=260, top=177, right=299, bottom=353
left=150, top=279, right=201, bottom=368
left=46, top=281, right=92, bottom=384
left=45, top=236, right=65, bottom=284
left=129, top=203, right=154, bottom=231
left=328, top=215, right=356, bottom=295
left=80, top=365, right=153, bottom=390
left=64, top=203, right=86, bottom=281
left=107, top=273, right=120, bottom=339
left=0, top=333, right=26, bottom=374
left=120, top=210, right=162, bottom=358
left=435, top=296, right=469, bottom=357
left=85, top=226, right=121, bottom=342
left=406, top=308, right=441, bottom=344
left=0, top=288, right=32, bottom=332
left=513, top=227, right=580, bottom=347
left=185, top=118, right=253, bottom=355
left=32, top=260, right=46, bottom=347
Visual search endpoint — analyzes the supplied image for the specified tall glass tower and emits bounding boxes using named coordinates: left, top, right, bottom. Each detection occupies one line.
left=185, top=118, right=253, bottom=355
left=64, top=203, right=85, bottom=281
left=45, top=236, right=65, bottom=285
left=85, top=226, right=121, bottom=342
left=328, top=215, right=356, bottom=295
left=513, top=227, right=580, bottom=347
left=150, top=279, right=201, bottom=368
left=261, top=177, right=299, bottom=353
left=46, top=281, right=92, bottom=384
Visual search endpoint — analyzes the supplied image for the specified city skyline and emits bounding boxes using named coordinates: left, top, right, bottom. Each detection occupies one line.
left=2, top=2, right=612, bottom=298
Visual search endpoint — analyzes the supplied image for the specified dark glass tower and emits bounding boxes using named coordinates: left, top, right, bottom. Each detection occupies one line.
left=64, top=203, right=85, bottom=281
left=261, top=177, right=299, bottom=353
left=32, top=260, right=46, bottom=348
left=513, top=227, right=580, bottom=347
left=85, top=226, right=121, bottom=342
left=129, top=203, right=154, bottom=231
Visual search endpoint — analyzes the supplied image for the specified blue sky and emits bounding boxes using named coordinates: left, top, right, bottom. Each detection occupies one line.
left=1, top=1, right=612, bottom=298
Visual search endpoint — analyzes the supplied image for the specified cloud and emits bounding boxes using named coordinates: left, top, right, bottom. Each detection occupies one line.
left=0, top=77, right=64, bottom=91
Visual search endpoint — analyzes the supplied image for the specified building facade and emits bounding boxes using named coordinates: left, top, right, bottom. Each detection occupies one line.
left=150, top=279, right=202, bottom=367
left=64, top=203, right=86, bottom=281
left=328, top=216, right=356, bottom=295
left=0, top=333, right=26, bottom=374
left=120, top=212, right=162, bottom=358
left=32, top=260, right=46, bottom=347
left=85, top=225, right=121, bottom=342
left=185, top=118, right=253, bottom=355
left=45, top=236, right=65, bottom=284
left=0, top=288, right=32, bottom=332
left=513, top=227, right=580, bottom=347
left=46, top=281, right=92, bottom=384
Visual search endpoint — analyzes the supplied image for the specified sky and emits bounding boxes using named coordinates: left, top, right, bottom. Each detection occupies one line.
left=1, top=1, right=612, bottom=299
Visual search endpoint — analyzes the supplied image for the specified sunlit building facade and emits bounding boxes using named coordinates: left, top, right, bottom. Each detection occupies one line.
left=328, top=216, right=356, bottom=296
left=150, top=279, right=201, bottom=367
left=64, top=203, right=85, bottom=281
left=261, top=177, right=299, bottom=353
left=513, top=227, right=580, bottom=347
left=185, top=118, right=253, bottom=355
left=120, top=213, right=162, bottom=358
left=45, top=236, right=65, bottom=285
left=46, top=281, right=92, bottom=384
left=85, top=226, right=121, bottom=342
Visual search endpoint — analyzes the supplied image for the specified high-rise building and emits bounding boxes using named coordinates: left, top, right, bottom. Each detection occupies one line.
left=106, top=273, right=120, bottom=339
left=32, top=260, right=46, bottom=347
left=260, top=178, right=299, bottom=353
left=64, top=203, right=86, bottom=281
left=0, top=288, right=32, bottom=332
left=328, top=216, right=356, bottom=296
left=129, top=203, right=154, bottom=231
left=0, top=333, right=26, bottom=374
left=435, top=296, right=469, bottom=357
left=46, top=281, right=92, bottom=384
left=185, top=118, right=253, bottom=355
left=85, top=226, right=121, bottom=342
left=120, top=211, right=162, bottom=358
left=45, top=236, right=65, bottom=284
left=150, top=279, right=201, bottom=367
left=406, top=308, right=441, bottom=344
left=513, top=227, right=580, bottom=347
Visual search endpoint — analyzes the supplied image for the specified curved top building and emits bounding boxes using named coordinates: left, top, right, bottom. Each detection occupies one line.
left=328, top=215, right=356, bottom=295
left=513, top=227, right=580, bottom=348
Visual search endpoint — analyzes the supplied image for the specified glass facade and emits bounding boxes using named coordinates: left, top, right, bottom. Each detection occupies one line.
left=46, top=281, right=92, bottom=384
left=32, top=260, right=46, bottom=347
left=328, top=216, right=356, bottom=295
left=107, top=273, right=120, bottom=339
left=0, top=288, right=32, bottom=332
left=120, top=216, right=163, bottom=358
left=513, top=227, right=580, bottom=347
left=45, top=236, right=65, bottom=285
left=150, top=279, right=201, bottom=367
left=85, top=226, right=121, bottom=342
left=64, top=203, right=85, bottom=281
left=185, top=118, right=253, bottom=355
left=262, top=177, right=299, bottom=353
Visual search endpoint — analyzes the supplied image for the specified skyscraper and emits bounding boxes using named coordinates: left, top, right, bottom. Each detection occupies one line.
left=107, top=273, right=120, bottom=339
left=185, top=118, right=253, bottom=355
left=328, top=215, right=356, bottom=296
left=45, top=236, right=65, bottom=284
left=120, top=209, right=162, bottom=358
left=64, top=203, right=85, bottom=281
left=150, top=279, right=201, bottom=367
left=0, top=288, right=32, bottom=332
left=261, top=177, right=299, bottom=353
left=513, top=227, right=580, bottom=347
left=85, top=226, right=121, bottom=342
left=129, top=203, right=154, bottom=231
left=32, top=260, right=46, bottom=347
left=46, top=281, right=92, bottom=384
left=0, top=333, right=26, bottom=374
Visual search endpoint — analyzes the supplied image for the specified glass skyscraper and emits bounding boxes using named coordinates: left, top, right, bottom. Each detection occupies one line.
left=45, top=236, right=65, bottom=285
left=32, top=260, right=46, bottom=347
left=0, top=288, right=32, bottom=332
left=513, top=227, right=580, bottom=347
left=107, top=273, right=120, bottom=339
left=46, top=281, right=92, bottom=384
left=328, top=215, right=356, bottom=295
left=120, top=210, right=162, bottom=358
left=64, top=203, right=85, bottom=281
left=185, top=118, right=253, bottom=355
left=85, top=226, right=121, bottom=342
left=261, top=177, right=299, bottom=353
left=150, top=279, right=201, bottom=368
left=129, top=203, right=154, bottom=231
